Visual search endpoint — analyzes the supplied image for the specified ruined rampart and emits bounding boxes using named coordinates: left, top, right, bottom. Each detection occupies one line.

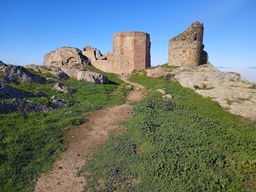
left=84, top=31, right=151, bottom=74
left=168, top=21, right=208, bottom=66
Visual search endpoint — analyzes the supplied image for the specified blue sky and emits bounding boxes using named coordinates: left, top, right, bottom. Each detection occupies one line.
left=1, top=0, right=255, bottom=70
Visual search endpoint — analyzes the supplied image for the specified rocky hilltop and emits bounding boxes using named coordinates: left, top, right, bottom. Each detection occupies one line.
left=147, top=64, right=256, bottom=119
left=0, top=60, right=109, bottom=114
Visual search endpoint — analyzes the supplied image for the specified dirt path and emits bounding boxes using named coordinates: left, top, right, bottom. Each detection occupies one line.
left=34, top=75, right=144, bottom=192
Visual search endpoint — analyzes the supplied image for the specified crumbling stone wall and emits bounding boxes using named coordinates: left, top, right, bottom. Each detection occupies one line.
left=168, top=21, right=208, bottom=66
left=82, top=45, right=97, bottom=61
left=84, top=31, right=151, bottom=74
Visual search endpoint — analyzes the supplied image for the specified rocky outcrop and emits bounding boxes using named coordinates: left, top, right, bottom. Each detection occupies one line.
left=77, top=71, right=109, bottom=84
left=50, top=96, right=68, bottom=109
left=25, top=64, right=69, bottom=80
left=0, top=95, right=69, bottom=114
left=148, top=64, right=256, bottom=119
left=146, top=67, right=166, bottom=78
left=0, top=98, right=51, bottom=114
left=0, top=62, right=50, bottom=84
left=0, top=81, right=32, bottom=98
left=60, top=68, right=80, bottom=78
left=53, top=82, right=74, bottom=93
left=44, top=47, right=90, bottom=69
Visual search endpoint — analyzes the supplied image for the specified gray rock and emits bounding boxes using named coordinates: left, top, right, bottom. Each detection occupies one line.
left=77, top=71, right=109, bottom=84
left=44, top=46, right=90, bottom=69
left=0, top=62, right=49, bottom=84
left=172, top=64, right=256, bottom=119
left=0, top=80, right=32, bottom=98
left=0, top=98, right=51, bottom=114
left=146, top=67, right=166, bottom=78
left=25, top=64, right=48, bottom=73
left=53, top=82, right=74, bottom=93
left=25, top=64, right=69, bottom=80
left=50, top=96, right=68, bottom=109
left=61, top=68, right=80, bottom=78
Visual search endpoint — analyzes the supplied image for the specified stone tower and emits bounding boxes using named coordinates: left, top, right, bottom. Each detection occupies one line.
left=113, top=31, right=151, bottom=74
left=168, top=21, right=207, bottom=66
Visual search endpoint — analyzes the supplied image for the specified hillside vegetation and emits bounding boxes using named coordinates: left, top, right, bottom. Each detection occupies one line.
left=0, top=72, right=128, bottom=192
left=1, top=69, right=256, bottom=191
left=81, top=73, right=256, bottom=191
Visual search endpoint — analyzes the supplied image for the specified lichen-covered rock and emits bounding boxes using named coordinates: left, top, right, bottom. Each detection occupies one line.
left=146, top=67, right=166, bottom=78
left=0, top=98, right=51, bottom=114
left=0, top=80, right=32, bottom=98
left=44, top=47, right=90, bottom=69
left=0, top=62, right=49, bottom=84
left=61, top=68, right=80, bottom=78
left=50, top=96, right=68, bottom=109
left=77, top=71, right=109, bottom=84
left=25, top=64, right=69, bottom=80
left=53, top=82, right=74, bottom=93
left=172, top=64, right=256, bottom=119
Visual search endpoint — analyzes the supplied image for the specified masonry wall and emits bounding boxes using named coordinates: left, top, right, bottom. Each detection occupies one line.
left=113, top=31, right=151, bottom=74
left=168, top=21, right=204, bottom=66
left=84, top=31, right=151, bottom=74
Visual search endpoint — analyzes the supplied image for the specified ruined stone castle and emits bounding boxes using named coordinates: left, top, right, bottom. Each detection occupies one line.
left=83, top=31, right=151, bottom=74
left=168, top=21, right=208, bottom=66
left=44, top=21, right=208, bottom=74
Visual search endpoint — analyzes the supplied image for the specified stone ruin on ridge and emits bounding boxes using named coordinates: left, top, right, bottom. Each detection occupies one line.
left=83, top=31, right=151, bottom=74
left=168, top=21, right=208, bottom=66
left=43, top=21, right=209, bottom=74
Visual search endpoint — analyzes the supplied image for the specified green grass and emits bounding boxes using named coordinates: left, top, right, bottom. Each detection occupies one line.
left=0, top=71, right=128, bottom=192
left=81, top=73, right=256, bottom=191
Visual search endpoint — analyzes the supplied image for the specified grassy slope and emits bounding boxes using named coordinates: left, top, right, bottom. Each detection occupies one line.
left=0, top=72, right=128, bottom=192
left=81, top=73, right=256, bottom=192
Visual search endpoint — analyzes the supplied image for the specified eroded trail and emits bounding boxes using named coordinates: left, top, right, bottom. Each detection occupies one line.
left=34, top=75, right=144, bottom=192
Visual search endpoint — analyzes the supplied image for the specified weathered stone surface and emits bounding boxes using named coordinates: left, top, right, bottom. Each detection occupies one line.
left=172, top=64, right=256, bottom=119
left=0, top=62, right=49, bottom=84
left=25, top=64, right=48, bottom=73
left=25, top=64, right=69, bottom=80
left=97, top=50, right=107, bottom=60
left=44, top=47, right=90, bottom=69
left=0, top=95, right=69, bottom=114
left=143, top=64, right=256, bottom=119
left=0, top=80, right=32, bottom=98
left=168, top=21, right=208, bottom=66
left=0, top=98, right=51, bottom=114
left=77, top=71, right=109, bottom=84
left=61, top=68, right=80, bottom=78
left=82, top=45, right=97, bottom=61
left=87, top=31, right=151, bottom=75
left=53, top=82, right=74, bottom=93
left=50, top=96, right=68, bottom=109
left=146, top=67, right=166, bottom=78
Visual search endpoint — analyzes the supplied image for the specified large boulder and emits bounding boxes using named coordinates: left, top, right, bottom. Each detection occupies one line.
left=0, top=62, right=50, bottom=84
left=44, top=46, right=90, bottom=69
left=77, top=71, right=109, bottom=84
